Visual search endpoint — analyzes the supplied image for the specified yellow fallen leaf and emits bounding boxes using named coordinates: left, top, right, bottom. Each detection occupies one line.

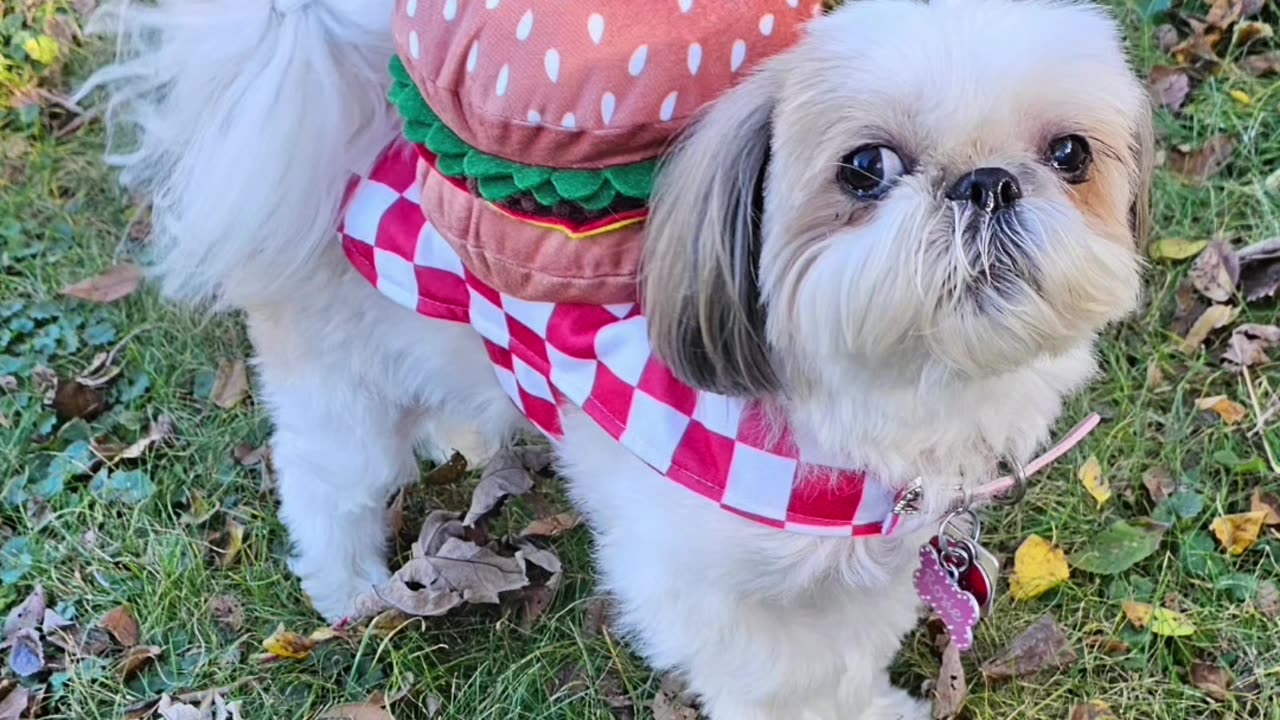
left=1180, top=304, right=1239, bottom=354
left=308, top=626, right=340, bottom=643
left=1211, top=511, right=1268, bottom=556
left=1122, top=601, right=1196, bottom=637
left=1196, top=396, right=1248, bottom=425
left=1077, top=455, right=1111, bottom=508
left=1150, top=238, right=1208, bottom=261
left=1229, top=90, right=1252, bottom=106
left=262, top=624, right=317, bottom=660
left=214, top=519, right=245, bottom=568
left=23, top=35, right=61, bottom=65
left=1009, top=535, right=1070, bottom=600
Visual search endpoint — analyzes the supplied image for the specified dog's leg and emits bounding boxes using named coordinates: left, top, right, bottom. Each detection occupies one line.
left=248, top=305, right=420, bottom=621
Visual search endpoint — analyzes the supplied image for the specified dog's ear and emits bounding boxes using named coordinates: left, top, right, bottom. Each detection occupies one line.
left=1129, top=97, right=1155, bottom=250
left=643, top=72, right=779, bottom=397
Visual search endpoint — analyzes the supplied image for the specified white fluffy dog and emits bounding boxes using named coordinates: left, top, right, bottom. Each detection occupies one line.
left=83, top=0, right=1151, bottom=717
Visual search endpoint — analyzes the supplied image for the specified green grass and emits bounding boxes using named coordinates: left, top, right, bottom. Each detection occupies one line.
left=2, top=1, right=1279, bottom=718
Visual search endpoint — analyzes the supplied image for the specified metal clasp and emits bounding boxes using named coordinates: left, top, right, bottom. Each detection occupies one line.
left=892, top=477, right=925, bottom=516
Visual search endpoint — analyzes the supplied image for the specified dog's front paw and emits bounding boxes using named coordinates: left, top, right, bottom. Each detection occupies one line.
left=299, top=566, right=391, bottom=623
left=862, top=689, right=930, bottom=720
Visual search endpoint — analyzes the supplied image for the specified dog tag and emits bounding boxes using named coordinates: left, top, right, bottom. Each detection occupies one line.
left=913, top=542, right=981, bottom=652
left=965, top=541, right=1000, bottom=617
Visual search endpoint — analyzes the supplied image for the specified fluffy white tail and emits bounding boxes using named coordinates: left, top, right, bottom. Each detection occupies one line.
left=77, top=0, right=399, bottom=307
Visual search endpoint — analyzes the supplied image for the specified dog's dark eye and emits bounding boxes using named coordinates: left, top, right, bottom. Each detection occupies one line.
left=837, top=145, right=906, bottom=199
left=1046, top=134, right=1091, bottom=182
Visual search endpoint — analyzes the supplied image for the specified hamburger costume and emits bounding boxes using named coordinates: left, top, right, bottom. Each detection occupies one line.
left=338, top=0, right=915, bottom=536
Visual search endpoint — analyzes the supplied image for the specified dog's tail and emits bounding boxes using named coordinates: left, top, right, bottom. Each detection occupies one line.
left=77, top=0, right=399, bottom=307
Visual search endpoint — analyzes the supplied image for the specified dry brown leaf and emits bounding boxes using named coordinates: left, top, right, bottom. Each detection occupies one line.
left=261, top=625, right=316, bottom=661
left=521, top=511, right=583, bottom=538
left=211, top=519, right=245, bottom=568
left=318, top=703, right=393, bottom=720
left=1190, top=661, right=1233, bottom=702
left=1149, top=67, right=1192, bottom=111
left=1145, top=360, right=1167, bottom=390
left=1084, top=634, right=1131, bottom=657
left=231, top=443, right=268, bottom=467
left=1171, top=20, right=1225, bottom=66
left=516, top=540, right=563, bottom=579
left=932, top=639, right=967, bottom=720
left=156, top=695, right=205, bottom=720
left=429, top=537, right=529, bottom=604
left=1142, top=466, right=1177, bottom=505
left=651, top=688, right=700, bottom=720
left=61, top=263, right=145, bottom=304
left=1251, top=489, right=1280, bottom=525
left=387, top=488, right=407, bottom=540
left=1256, top=580, right=1279, bottom=617
left=120, top=645, right=163, bottom=680
left=516, top=585, right=558, bottom=628
left=101, top=606, right=141, bottom=647
left=1238, top=237, right=1280, bottom=302
left=583, top=595, right=617, bottom=638
left=1234, top=20, right=1274, bottom=45
left=7, top=629, right=44, bottom=678
left=41, top=608, right=72, bottom=635
left=413, top=510, right=467, bottom=558
left=52, top=377, right=108, bottom=422
left=1170, top=135, right=1235, bottom=182
left=1196, top=396, right=1248, bottom=425
left=0, top=686, right=31, bottom=720
left=107, top=416, right=177, bottom=462
left=1205, top=0, right=1245, bottom=28
left=1069, top=701, right=1118, bottom=720
left=363, top=537, right=529, bottom=619
left=207, top=596, right=245, bottom=633
left=1154, top=24, right=1180, bottom=53
left=1243, top=51, right=1280, bottom=76
left=1171, top=280, right=1207, bottom=338
left=211, top=360, right=250, bottom=410
left=980, top=615, right=1077, bottom=682
left=1211, top=511, right=1268, bottom=555
left=423, top=452, right=468, bottom=486
left=4, top=587, right=46, bottom=640
left=1224, top=324, right=1280, bottom=370
left=464, top=461, right=535, bottom=526
left=1180, top=304, right=1239, bottom=354
left=1190, top=240, right=1240, bottom=302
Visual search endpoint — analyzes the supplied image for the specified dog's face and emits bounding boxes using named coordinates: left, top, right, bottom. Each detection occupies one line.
left=645, top=0, right=1152, bottom=395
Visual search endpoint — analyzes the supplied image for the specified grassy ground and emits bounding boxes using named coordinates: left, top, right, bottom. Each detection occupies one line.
left=1, top=1, right=1279, bottom=718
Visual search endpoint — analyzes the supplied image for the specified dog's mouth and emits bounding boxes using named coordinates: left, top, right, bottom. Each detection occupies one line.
left=949, top=212, right=1042, bottom=301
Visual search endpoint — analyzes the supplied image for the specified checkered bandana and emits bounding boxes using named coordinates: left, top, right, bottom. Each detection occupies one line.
left=339, top=142, right=900, bottom=537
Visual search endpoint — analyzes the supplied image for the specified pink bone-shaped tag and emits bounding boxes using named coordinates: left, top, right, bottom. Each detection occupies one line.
left=913, top=543, right=981, bottom=652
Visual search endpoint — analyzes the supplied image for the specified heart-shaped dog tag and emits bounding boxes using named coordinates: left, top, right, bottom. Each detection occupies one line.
left=913, top=542, right=981, bottom=652
left=964, top=541, right=1000, bottom=617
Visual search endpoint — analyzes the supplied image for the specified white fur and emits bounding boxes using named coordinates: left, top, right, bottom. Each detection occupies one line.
left=83, top=1, right=1149, bottom=717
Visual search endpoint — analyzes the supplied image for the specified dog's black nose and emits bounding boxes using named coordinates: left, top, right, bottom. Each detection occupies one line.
left=946, top=168, right=1022, bottom=213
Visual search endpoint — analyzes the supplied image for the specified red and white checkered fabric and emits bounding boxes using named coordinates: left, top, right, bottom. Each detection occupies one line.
left=339, top=142, right=898, bottom=537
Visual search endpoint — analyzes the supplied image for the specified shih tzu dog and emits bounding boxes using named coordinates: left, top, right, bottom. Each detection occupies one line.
left=82, top=0, right=1151, bottom=717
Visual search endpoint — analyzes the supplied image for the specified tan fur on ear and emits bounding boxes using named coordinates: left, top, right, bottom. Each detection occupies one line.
left=643, top=71, right=780, bottom=397
left=1130, top=96, right=1156, bottom=250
